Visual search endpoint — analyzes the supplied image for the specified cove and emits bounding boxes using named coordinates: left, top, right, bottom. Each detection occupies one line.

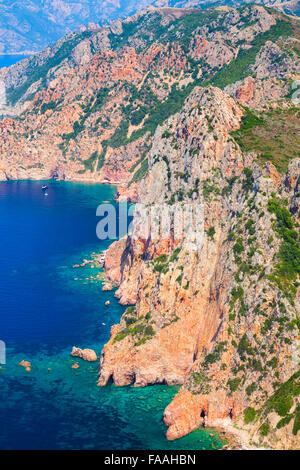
left=0, top=180, right=225, bottom=450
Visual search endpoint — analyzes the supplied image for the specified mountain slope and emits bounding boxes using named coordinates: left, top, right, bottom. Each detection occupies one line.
left=0, top=0, right=153, bottom=54
left=0, top=5, right=298, bottom=191
left=0, top=0, right=299, bottom=54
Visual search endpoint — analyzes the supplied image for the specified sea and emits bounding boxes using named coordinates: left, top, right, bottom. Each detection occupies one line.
left=0, top=180, right=225, bottom=450
left=0, top=55, right=30, bottom=69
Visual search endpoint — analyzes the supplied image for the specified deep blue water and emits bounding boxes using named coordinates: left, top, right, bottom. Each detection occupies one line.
left=0, top=55, right=29, bottom=69
left=0, top=180, right=224, bottom=450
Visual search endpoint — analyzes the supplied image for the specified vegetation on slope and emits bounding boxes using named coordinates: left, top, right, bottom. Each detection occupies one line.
left=231, top=106, right=300, bottom=173
left=3, top=5, right=299, bottom=185
left=7, top=31, right=93, bottom=105
left=103, top=10, right=296, bottom=165
left=210, top=19, right=292, bottom=89
left=267, top=196, right=300, bottom=300
left=255, top=369, right=300, bottom=437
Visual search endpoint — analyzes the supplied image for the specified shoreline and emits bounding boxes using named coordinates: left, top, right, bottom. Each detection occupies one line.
left=0, top=178, right=246, bottom=451
left=0, top=175, right=123, bottom=186
left=213, top=425, right=253, bottom=451
left=99, top=249, right=243, bottom=452
left=0, top=52, right=35, bottom=57
left=212, top=422, right=270, bottom=451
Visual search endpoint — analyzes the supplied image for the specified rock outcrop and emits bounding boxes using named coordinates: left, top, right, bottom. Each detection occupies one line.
left=19, top=360, right=31, bottom=371
left=71, top=347, right=98, bottom=362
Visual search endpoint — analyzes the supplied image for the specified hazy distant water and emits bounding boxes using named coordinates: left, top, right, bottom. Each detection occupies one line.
left=0, top=180, right=225, bottom=450
left=0, top=55, right=29, bottom=69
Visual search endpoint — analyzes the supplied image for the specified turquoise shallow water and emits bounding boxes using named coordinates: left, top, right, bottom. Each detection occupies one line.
left=0, top=180, right=224, bottom=450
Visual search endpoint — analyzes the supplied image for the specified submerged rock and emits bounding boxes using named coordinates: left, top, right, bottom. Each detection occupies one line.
left=19, top=360, right=31, bottom=369
left=102, top=281, right=113, bottom=291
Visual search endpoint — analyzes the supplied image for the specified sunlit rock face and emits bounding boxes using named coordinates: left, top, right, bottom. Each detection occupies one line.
left=99, top=82, right=300, bottom=449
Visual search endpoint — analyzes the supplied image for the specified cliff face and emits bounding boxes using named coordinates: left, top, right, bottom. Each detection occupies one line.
left=100, top=85, right=300, bottom=449
left=0, top=5, right=298, bottom=202
left=99, top=86, right=244, bottom=385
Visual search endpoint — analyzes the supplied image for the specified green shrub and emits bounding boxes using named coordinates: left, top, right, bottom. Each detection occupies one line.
left=233, top=238, right=244, bottom=254
left=206, top=226, right=215, bottom=241
left=231, top=286, right=244, bottom=304
left=264, top=369, right=300, bottom=421
left=144, top=325, right=155, bottom=336
left=126, top=306, right=136, bottom=314
left=293, top=405, right=300, bottom=435
left=203, top=341, right=227, bottom=368
left=274, top=394, right=294, bottom=417
left=189, top=372, right=212, bottom=395
left=238, top=334, right=250, bottom=357
left=276, top=414, right=293, bottom=429
left=246, top=382, right=257, bottom=396
left=245, top=219, right=256, bottom=235
left=169, top=247, right=181, bottom=262
left=259, top=422, right=270, bottom=436
left=267, top=356, right=278, bottom=369
left=81, top=151, right=98, bottom=172
left=162, top=130, right=172, bottom=138
left=227, top=377, right=241, bottom=392
left=126, top=317, right=137, bottom=327
left=244, top=407, right=256, bottom=424
left=242, top=168, right=254, bottom=192
left=40, top=98, right=62, bottom=114
left=130, top=158, right=149, bottom=184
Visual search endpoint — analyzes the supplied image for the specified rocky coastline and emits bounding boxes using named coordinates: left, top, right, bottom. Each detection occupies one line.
left=0, top=4, right=299, bottom=450
left=98, top=86, right=299, bottom=450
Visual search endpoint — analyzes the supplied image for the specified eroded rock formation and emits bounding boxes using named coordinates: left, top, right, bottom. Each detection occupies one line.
left=99, top=86, right=300, bottom=449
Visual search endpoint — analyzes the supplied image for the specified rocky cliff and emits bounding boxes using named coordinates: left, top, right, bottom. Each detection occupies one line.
left=0, top=5, right=298, bottom=201
left=100, top=85, right=299, bottom=449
